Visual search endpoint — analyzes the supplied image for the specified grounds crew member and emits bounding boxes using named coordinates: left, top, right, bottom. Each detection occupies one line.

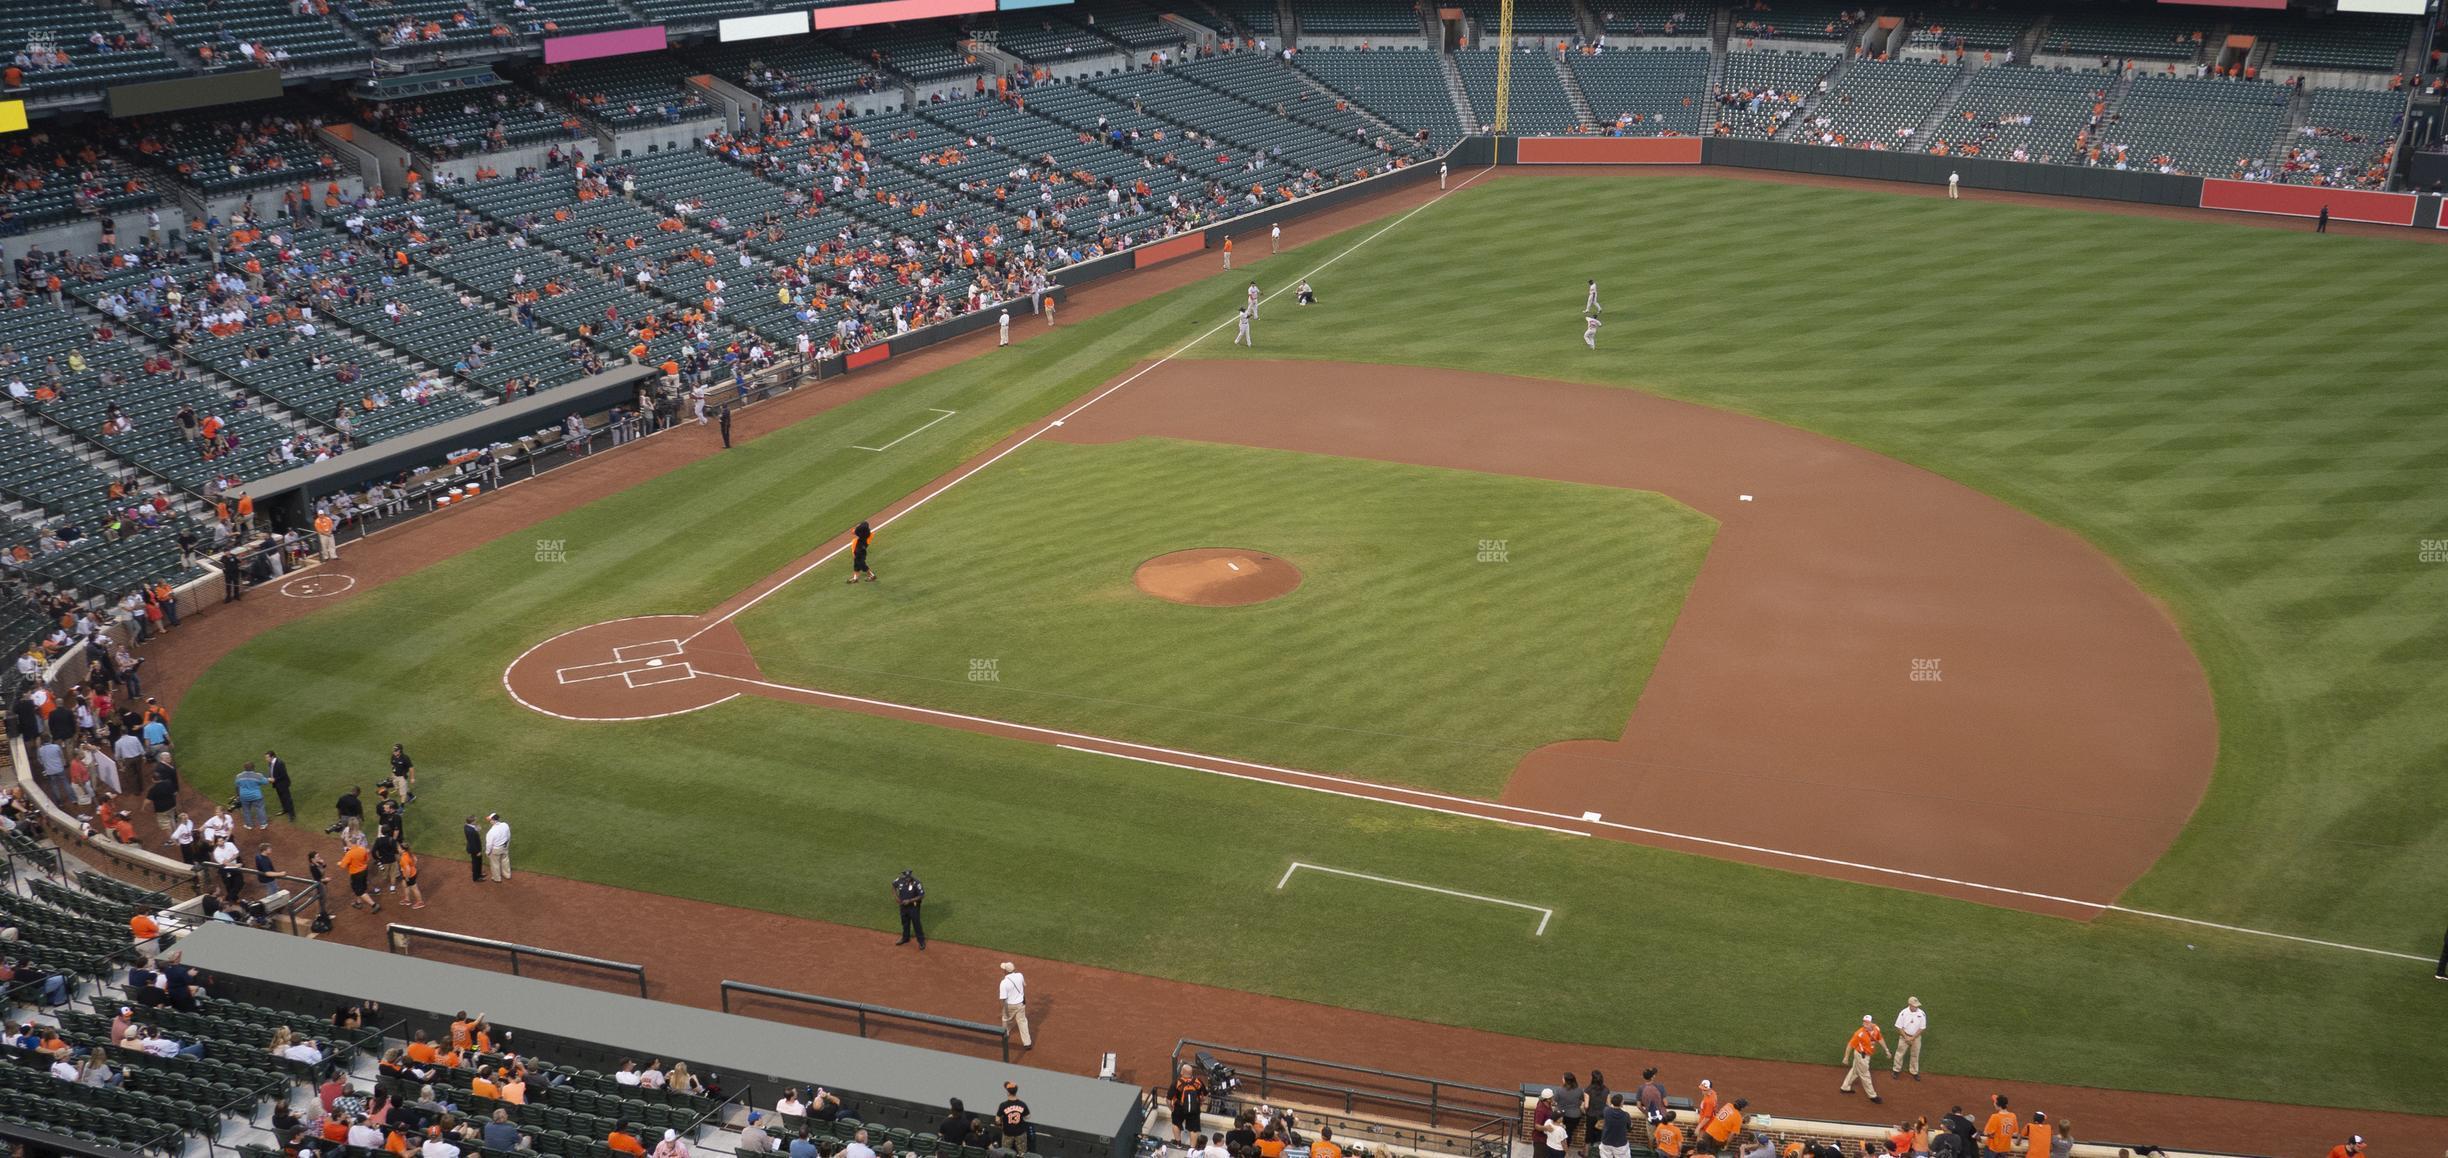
left=1838, top=1015, right=1886, bottom=1103
left=313, top=510, right=338, bottom=561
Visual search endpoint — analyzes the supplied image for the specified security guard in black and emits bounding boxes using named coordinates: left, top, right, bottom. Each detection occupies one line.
left=893, top=870, right=926, bottom=948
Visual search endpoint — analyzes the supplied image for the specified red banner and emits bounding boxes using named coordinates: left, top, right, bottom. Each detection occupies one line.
left=846, top=344, right=892, bottom=370
left=2198, top=179, right=2416, bottom=226
left=1515, top=137, right=1703, bottom=165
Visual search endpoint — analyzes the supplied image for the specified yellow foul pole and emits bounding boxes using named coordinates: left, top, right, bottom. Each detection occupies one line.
left=1492, top=0, right=1515, bottom=133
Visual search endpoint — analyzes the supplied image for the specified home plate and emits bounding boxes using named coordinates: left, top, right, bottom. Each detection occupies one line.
left=646, top=658, right=667, bottom=668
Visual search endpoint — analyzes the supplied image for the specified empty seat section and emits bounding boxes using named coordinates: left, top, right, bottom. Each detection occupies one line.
left=1799, top=57, right=1959, bottom=148
left=2099, top=75, right=2288, bottom=176
left=1569, top=49, right=1708, bottom=134
left=1711, top=50, right=1831, bottom=137
left=2040, top=8, right=2207, bottom=61
left=1729, top=0, right=1865, bottom=44
left=0, top=0, right=186, bottom=97
left=1454, top=48, right=1582, bottom=133
left=1295, top=48, right=1466, bottom=149
left=1925, top=65, right=2102, bottom=164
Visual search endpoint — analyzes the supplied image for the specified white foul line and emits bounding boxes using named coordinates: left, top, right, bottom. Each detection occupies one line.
left=1056, top=745, right=1593, bottom=838
left=852, top=408, right=958, bottom=452
left=554, top=666, right=2421, bottom=964
left=1277, top=861, right=1552, bottom=936
left=683, top=163, right=1500, bottom=645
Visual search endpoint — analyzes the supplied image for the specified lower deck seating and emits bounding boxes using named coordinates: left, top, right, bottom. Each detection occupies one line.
left=1925, top=66, right=2103, bottom=164
left=2100, top=75, right=2288, bottom=176
left=1295, top=48, right=1467, bottom=150
left=1799, top=57, right=1959, bottom=149
left=1454, top=49, right=1583, bottom=135
left=2272, top=87, right=2403, bottom=188
left=1712, top=50, right=1832, bottom=137
left=1569, top=49, right=1709, bottom=135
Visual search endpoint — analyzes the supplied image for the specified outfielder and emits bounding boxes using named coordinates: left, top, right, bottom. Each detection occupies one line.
left=1246, top=281, right=1261, bottom=320
left=1233, top=307, right=1253, bottom=347
left=1582, top=314, right=1602, bottom=349
left=1585, top=279, right=1601, bottom=313
left=998, top=308, right=1010, bottom=346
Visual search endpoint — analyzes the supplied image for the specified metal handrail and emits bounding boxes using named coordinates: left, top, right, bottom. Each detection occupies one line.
left=385, top=924, right=648, bottom=997
left=1170, top=1040, right=1518, bottom=1131
left=718, top=980, right=1011, bottom=1062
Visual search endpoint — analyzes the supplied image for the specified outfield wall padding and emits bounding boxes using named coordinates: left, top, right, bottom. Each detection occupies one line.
left=1133, top=231, right=1208, bottom=267
left=845, top=343, right=893, bottom=370
left=1517, top=137, right=1702, bottom=165
left=1698, top=138, right=2206, bottom=206
left=2197, top=178, right=2418, bottom=225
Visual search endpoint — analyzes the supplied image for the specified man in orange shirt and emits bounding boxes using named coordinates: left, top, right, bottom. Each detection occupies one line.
left=1649, top=1117, right=1684, bottom=1158
left=1839, top=1015, right=1887, bottom=1103
left=313, top=511, right=337, bottom=561
left=1981, top=1095, right=2018, bottom=1156
left=1700, top=1099, right=1746, bottom=1152
left=1310, top=1126, right=1343, bottom=1158
left=2325, top=1137, right=2365, bottom=1158
left=340, top=840, right=379, bottom=912
left=608, top=1123, right=647, bottom=1155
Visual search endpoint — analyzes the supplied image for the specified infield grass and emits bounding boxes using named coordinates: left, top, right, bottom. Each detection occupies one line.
left=733, top=436, right=1714, bottom=796
left=172, top=173, right=2448, bottom=1115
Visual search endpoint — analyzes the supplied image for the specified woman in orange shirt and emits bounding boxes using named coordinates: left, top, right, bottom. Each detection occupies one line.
left=397, top=843, right=425, bottom=909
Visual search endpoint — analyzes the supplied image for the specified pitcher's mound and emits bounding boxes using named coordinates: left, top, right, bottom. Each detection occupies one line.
left=1135, top=548, right=1302, bottom=606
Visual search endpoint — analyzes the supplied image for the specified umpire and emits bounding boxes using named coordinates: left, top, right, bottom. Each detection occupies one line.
left=893, top=869, right=926, bottom=949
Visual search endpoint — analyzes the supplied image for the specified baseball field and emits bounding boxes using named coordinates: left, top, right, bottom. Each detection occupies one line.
left=171, top=171, right=2448, bottom=1121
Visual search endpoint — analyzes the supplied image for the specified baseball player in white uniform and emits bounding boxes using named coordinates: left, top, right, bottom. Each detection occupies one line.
left=1585, top=279, right=1601, bottom=314
left=1246, top=281, right=1261, bottom=320
left=998, top=308, right=1010, bottom=346
left=1270, top=223, right=1280, bottom=253
left=1583, top=314, right=1602, bottom=349
left=1234, top=307, right=1253, bottom=347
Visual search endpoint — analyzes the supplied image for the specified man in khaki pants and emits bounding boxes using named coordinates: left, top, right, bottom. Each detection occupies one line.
left=1837, top=1014, right=1886, bottom=1104
left=998, top=962, right=1032, bottom=1049
left=1890, top=997, right=1927, bottom=1081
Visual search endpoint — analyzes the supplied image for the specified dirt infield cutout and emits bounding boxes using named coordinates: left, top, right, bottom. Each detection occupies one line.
left=1133, top=548, right=1302, bottom=606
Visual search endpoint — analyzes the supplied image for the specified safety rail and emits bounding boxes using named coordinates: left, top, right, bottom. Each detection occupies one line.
left=1169, top=1040, right=1518, bottom=1134
left=385, top=924, right=648, bottom=997
left=718, top=980, right=1011, bottom=1062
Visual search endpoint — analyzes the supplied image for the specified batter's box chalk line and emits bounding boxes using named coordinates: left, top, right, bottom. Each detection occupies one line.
left=1275, top=860, right=1552, bottom=936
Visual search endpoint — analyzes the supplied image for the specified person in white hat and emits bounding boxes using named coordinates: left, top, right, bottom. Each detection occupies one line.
left=1891, top=997, right=1927, bottom=1081
left=1838, top=1014, right=1887, bottom=1103
left=997, top=963, right=1032, bottom=1049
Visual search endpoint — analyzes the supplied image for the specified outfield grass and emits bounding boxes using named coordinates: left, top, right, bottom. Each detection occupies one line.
left=171, top=175, right=2448, bottom=1115
left=733, top=437, right=1713, bottom=795
left=1199, top=174, right=2448, bottom=956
